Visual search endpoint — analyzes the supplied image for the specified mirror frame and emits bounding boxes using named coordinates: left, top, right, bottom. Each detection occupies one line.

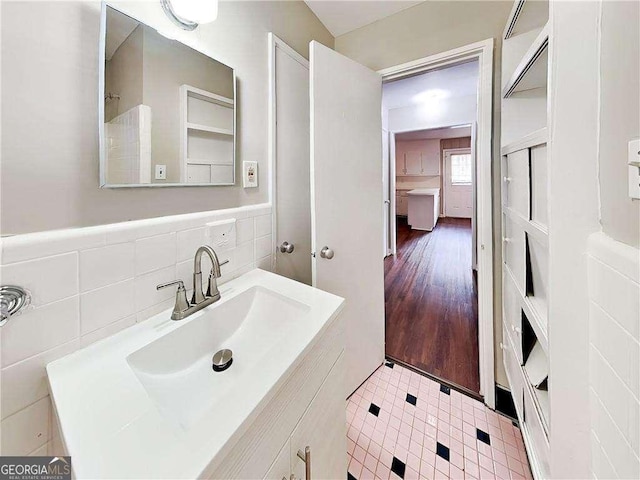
left=98, top=2, right=237, bottom=188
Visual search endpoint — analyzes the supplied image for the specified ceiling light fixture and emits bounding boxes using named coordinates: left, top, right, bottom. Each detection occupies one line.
left=411, top=89, right=449, bottom=105
left=160, top=0, right=218, bottom=31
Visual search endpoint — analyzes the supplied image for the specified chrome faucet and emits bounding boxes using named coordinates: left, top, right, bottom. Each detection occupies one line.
left=157, top=245, right=228, bottom=321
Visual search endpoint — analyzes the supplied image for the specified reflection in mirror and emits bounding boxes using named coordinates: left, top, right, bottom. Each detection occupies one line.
left=101, top=5, right=235, bottom=187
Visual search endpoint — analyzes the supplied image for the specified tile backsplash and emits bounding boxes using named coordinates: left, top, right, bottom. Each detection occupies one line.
left=0, top=204, right=273, bottom=456
left=587, top=232, right=640, bottom=479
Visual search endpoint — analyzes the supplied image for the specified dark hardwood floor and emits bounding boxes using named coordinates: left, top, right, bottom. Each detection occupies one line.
left=385, top=216, right=480, bottom=393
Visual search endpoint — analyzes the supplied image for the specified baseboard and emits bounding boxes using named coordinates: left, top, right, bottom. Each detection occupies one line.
left=495, top=384, right=518, bottom=421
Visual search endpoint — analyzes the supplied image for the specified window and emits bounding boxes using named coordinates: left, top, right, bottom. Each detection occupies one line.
left=450, top=153, right=472, bottom=185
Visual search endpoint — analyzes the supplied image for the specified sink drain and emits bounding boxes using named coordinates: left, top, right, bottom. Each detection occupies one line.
left=212, top=349, right=233, bottom=372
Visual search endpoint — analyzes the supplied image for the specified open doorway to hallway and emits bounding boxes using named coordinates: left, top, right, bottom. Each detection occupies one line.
left=382, top=61, right=481, bottom=396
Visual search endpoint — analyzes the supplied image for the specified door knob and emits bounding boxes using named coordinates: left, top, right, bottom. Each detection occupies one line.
left=384, top=199, right=391, bottom=205
left=320, top=246, right=334, bottom=259
left=297, top=446, right=311, bottom=480
left=279, top=241, right=294, bottom=254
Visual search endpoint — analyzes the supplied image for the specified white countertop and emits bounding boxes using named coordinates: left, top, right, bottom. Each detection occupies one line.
left=47, top=269, right=344, bottom=479
left=407, top=188, right=440, bottom=196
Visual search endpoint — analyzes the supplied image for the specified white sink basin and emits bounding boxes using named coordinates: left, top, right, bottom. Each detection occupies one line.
left=47, top=269, right=344, bottom=479
left=127, top=286, right=310, bottom=430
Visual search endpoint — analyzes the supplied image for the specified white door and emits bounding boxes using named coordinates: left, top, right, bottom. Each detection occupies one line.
left=444, top=148, right=473, bottom=218
left=382, top=129, right=391, bottom=257
left=310, top=41, right=385, bottom=395
left=389, top=132, right=397, bottom=255
left=274, top=40, right=312, bottom=285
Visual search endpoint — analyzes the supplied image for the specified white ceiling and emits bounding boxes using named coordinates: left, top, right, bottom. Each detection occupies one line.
left=395, top=126, right=472, bottom=141
left=105, top=7, right=139, bottom=61
left=382, top=60, right=479, bottom=111
left=304, top=1, right=423, bottom=37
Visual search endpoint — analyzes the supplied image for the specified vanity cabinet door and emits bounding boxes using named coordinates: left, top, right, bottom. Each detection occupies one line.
left=290, top=353, right=347, bottom=480
left=264, top=440, right=291, bottom=480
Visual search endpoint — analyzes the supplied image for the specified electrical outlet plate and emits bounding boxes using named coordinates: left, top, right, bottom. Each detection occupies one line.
left=243, top=161, right=258, bottom=188
left=207, top=218, right=237, bottom=251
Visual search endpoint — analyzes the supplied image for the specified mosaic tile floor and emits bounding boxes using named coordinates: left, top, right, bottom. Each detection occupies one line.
left=346, top=362, right=532, bottom=480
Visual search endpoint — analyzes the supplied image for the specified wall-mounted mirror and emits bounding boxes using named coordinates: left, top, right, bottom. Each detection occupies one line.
left=100, top=5, right=236, bottom=187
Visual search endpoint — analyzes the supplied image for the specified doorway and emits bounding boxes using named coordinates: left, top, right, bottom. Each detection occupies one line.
left=269, top=36, right=494, bottom=405
left=380, top=49, right=491, bottom=398
left=384, top=123, right=480, bottom=394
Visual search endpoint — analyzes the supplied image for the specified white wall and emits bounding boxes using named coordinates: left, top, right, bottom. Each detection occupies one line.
left=336, top=0, right=512, bottom=386
left=547, top=2, right=603, bottom=477
left=388, top=94, right=477, bottom=134
left=0, top=0, right=333, bottom=235
left=0, top=204, right=274, bottom=456
left=586, top=2, right=640, bottom=477
left=140, top=24, right=235, bottom=183
left=105, top=25, right=143, bottom=122
left=597, top=1, right=640, bottom=248
left=587, top=233, right=639, bottom=479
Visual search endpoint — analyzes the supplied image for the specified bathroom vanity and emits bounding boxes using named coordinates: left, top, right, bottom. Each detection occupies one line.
left=47, top=269, right=347, bottom=479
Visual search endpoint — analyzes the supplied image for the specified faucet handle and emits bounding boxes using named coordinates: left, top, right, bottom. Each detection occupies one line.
left=157, top=280, right=190, bottom=321
left=157, top=280, right=185, bottom=291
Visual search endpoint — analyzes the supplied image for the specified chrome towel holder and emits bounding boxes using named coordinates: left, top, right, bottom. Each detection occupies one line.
left=0, top=285, right=31, bottom=326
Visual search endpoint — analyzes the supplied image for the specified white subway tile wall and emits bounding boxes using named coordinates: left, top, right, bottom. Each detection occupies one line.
left=0, top=204, right=273, bottom=456
left=587, top=233, right=640, bottom=479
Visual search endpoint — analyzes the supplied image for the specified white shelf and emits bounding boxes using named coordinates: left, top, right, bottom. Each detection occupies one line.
left=187, top=123, right=233, bottom=136
left=504, top=0, right=549, bottom=39
left=501, top=127, right=548, bottom=156
left=503, top=23, right=549, bottom=98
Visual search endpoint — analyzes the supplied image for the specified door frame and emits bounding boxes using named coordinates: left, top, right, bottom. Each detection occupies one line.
left=442, top=147, right=473, bottom=218
left=379, top=39, right=496, bottom=408
left=389, top=132, right=398, bottom=256
left=267, top=33, right=309, bottom=272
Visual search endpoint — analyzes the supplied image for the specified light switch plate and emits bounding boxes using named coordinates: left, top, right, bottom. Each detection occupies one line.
left=243, top=161, right=258, bottom=188
left=628, top=139, right=640, bottom=199
left=155, top=164, right=166, bottom=180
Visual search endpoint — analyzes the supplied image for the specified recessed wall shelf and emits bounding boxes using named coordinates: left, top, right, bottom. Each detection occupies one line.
left=180, top=84, right=235, bottom=184
left=186, top=123, right=233, bottom=136
left=503, top=24, right=549, bottom=98
left=501, top=1, right=550, bottom=476
left=504, top=0, right=549, bottom=40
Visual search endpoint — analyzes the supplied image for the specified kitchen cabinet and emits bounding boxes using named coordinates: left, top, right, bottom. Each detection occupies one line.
left=396, top=139, right=440, bottom=176
left=396, top=191, right=408, bottom=216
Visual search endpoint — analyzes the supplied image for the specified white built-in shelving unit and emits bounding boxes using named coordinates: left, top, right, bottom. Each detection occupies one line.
left=179, top=84, right=235, bottom=185
left=500, top=1, right=551, bottom=478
